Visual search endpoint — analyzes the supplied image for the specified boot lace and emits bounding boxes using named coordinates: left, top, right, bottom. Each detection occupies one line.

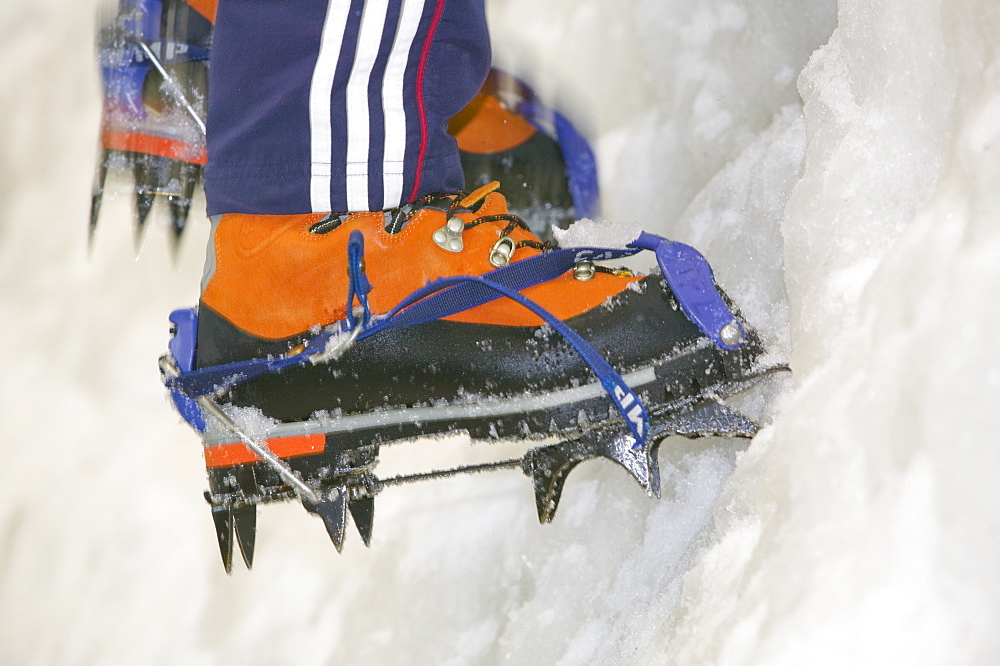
left=310, top=184, right=632, bottom=276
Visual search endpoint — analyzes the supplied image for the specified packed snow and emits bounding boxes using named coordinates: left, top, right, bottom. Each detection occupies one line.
left=1, top=0, right=999, bottom=664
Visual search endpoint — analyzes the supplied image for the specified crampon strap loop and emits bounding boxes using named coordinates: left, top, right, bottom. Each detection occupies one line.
left=345, top=231, right=372, bottom=329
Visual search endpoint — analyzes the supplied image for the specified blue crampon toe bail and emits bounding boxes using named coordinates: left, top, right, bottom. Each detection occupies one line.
left=628, top=232, right=745, bottom=350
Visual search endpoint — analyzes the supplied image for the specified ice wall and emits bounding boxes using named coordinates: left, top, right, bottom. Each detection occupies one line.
left=1, top=0, right=998, bottom=664
left=664, top=2, right=1000, bottom=664
left=488, top=0, right=836, bottom=228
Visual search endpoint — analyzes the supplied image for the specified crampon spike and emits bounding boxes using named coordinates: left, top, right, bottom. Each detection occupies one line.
left=89, top=150, right=109, bottom=249
left=349, top=497, right=375, bottom=547
left=167, top=192, right=191, bottom=250
left=305, top=487, right=349, bottom=552
left=232, top=504, right=257, bottom=569
left=133, top=155, right=156, bottom=250
left=167, top=162, right=200, bottom=257
left=210, top=505, right=235, bottom=574
left=655, top=399, right=759, bottom=439
left=522, top=427, right=657, bottom=523
left=231, top=466, right=258, bottom=568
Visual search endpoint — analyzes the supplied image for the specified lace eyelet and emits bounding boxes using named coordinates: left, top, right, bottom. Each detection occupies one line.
left=489, top=235, right=516, bottom=267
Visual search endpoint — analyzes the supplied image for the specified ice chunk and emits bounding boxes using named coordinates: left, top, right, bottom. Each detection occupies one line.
left=552, top=217, right=644, bottom=249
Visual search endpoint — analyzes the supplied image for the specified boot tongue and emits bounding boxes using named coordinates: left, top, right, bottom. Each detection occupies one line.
left=384, top=191, right=461, bottom=234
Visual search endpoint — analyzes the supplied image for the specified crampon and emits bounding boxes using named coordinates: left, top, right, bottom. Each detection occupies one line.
left=160, top=187, right=785, bottom=573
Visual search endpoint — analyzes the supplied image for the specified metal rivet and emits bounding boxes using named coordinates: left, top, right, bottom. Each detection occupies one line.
left=433, top=216, right=465, bottom=252
left=285, top=343, right=306, bottom=358
left=720, top=322, right=743, bottom=346
left=573, top=260, right=595, bottom=281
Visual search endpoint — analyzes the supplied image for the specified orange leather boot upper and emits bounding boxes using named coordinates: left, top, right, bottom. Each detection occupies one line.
left=201, top=186, right=639, bottom=340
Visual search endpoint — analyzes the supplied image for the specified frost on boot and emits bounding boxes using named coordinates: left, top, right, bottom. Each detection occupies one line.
left=161, top=184, right=782, bottom=571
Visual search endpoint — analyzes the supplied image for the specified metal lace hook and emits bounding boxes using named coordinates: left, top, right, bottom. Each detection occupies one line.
left=489, top=235, right=516, bottom=267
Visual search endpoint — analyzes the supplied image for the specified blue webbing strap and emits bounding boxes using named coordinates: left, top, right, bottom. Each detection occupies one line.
left=362, top=274, right=649, bottom=447
left=363, top=245, right=639, bottom=332
left=167, top=253, right=650, bottom=445
left=167, top=244, right=642, bottom=399
left=166, top=232, right=743, bottom=449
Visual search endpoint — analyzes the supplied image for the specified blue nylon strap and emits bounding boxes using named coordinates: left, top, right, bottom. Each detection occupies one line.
left=363, top=274, right=649, bottom=448
left=165, top=245, right=637, bottom=399
left=167, top=259, right=651, bottom=446
left=366, top=245, right=639, bottom=332
left=165, top=336, right=324, bottom=399
left=165, top=232, right=742, bottom=449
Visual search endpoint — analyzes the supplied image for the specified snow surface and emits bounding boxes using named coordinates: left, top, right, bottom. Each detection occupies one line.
left=2, top=0, right=999, bottom=663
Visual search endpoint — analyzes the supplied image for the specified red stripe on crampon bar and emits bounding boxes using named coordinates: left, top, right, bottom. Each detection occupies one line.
left=203, top=433, right=326, bottom=469
left=102, top=131, right=207, bottom=165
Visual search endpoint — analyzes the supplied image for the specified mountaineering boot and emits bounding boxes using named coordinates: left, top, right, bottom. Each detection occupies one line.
left=168, top=182, right=770, bottom=568
left=195, top=181, right=757, bottom=424
left=448, top=68, right=601, bottom=237
left=197, top=182, right=626, bottom=366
